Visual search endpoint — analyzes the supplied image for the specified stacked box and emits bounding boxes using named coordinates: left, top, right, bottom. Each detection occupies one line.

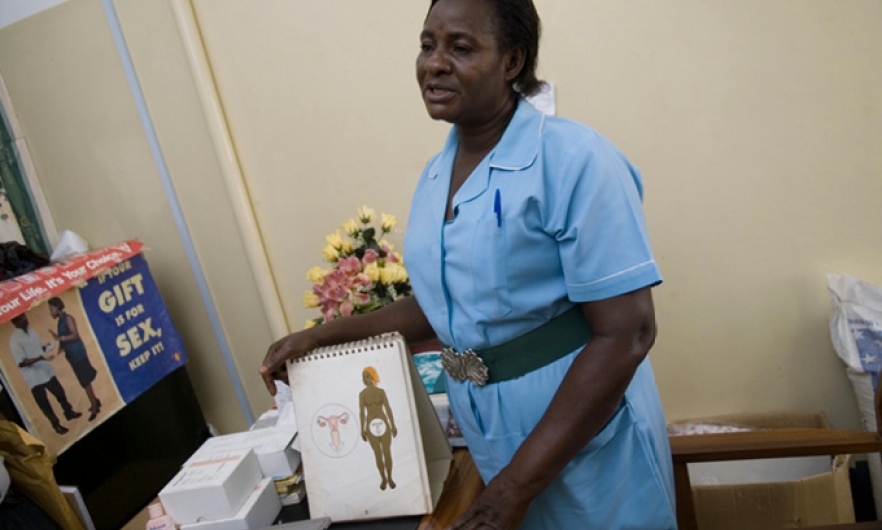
left=185, top=426, right=300, bottom=479
left=159, top=448, right=262, bottom=524
left=179, top=478, right=281, bottom=530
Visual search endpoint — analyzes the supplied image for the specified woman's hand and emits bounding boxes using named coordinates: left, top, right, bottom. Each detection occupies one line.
left=447, top=473, right=532, bottom=530
left=49, top=330, right=58, bottom=340
left=260, top=296, right=435, bottom=395
left=259, top=330, right=321, bottom=396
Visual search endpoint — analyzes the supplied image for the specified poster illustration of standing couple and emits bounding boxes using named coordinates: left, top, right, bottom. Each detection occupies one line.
left=8, top=297, right=103, bottom=436
left=0, top=242, right=187, bottom=455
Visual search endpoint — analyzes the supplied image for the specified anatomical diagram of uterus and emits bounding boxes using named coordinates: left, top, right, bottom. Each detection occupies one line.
left=312, top=404, right=358, bottom=458
left=317, top=412, right=349, bottom=452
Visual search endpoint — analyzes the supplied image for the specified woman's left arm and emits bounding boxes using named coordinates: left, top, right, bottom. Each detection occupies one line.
left=62, top=315, right=81, bottom=342
left=382, top=390, right=398, bottom=437
left=450, top=287, right=657, bottom=530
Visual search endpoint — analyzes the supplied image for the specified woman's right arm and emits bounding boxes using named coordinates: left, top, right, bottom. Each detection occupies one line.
left=259, top=295, right=434, bottom=395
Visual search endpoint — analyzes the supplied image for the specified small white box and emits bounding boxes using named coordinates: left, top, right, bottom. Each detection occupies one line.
left=179, top=477, right=281, bottom=530
left=160, top=448, right=262, bottom=524
left=185, top=427, right=301, bottom=479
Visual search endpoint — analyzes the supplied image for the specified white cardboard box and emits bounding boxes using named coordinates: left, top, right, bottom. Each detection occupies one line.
left=179, top=477, right=281, bottom=530
left=185, top=427, right=301, bottom=479
left=160, top=448, right=262, bottom=524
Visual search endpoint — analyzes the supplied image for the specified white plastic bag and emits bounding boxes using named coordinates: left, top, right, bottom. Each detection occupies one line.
left=827, top=273, right=882, bottom=515
left=49, top=230, right=89, bottom=263
left=828, top=274, right=882, bottom=377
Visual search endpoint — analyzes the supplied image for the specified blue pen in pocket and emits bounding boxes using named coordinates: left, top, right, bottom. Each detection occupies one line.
left=493, top=189, right=502, bottom=227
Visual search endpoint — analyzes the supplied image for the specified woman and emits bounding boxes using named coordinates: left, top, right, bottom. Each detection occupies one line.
left=262, top=0, right=676, bottom=527
left=358, top=366, right=398, bottom=491
left=48, top=297, right=101, bottom=421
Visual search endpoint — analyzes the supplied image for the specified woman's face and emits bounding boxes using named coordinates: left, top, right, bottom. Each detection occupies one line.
left=49, top=305, right=60, bottom=319
left=416, top=0, right=518, bottom=126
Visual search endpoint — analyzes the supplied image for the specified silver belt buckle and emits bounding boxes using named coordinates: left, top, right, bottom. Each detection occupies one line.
left=440, top=347, right=489, bottom=386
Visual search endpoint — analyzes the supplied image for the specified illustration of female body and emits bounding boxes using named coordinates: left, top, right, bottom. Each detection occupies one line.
left=48, top=297, right=101, bottom=421
left=358, top=366, right=397, bottom=490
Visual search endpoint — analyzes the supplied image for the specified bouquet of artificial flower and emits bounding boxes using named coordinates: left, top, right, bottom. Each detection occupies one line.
left=302, top=206, right=412, bottom=328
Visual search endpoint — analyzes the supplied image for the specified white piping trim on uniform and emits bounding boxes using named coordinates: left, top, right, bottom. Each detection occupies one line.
left=490, top=114, right=545, bottom=171
left=570, top=260, right=657, bottom=288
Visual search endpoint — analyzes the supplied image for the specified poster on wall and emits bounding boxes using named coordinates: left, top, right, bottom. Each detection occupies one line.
left=0, top=240, right=187, bottom=455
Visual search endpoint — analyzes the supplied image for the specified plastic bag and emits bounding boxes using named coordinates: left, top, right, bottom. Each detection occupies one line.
left=828, top=273, right=882, bottom=382
left=0, top=421, right=85, bottom=530
left=0, top=455, right=9, bottom=503
left=667, top=420, right=756, bottom=437
left=827, top=273, right=882, bottom=516
left=49, top=230, right=90, bottom=263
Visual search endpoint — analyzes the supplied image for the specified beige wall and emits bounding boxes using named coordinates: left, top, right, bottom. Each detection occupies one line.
left=0, top=0, right=276, bottom=433
left=0, top=0, right=879, bottom=433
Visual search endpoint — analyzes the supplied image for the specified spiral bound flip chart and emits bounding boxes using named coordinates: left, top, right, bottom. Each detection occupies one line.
left=287, top=332, right=451, bottom=522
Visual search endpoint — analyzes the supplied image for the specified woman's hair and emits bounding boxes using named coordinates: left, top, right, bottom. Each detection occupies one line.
left=429, top=0, right=544, bottom=96
left=48, top=297, right=65, bottom=310
left=363, top=366, right=379, bottom=384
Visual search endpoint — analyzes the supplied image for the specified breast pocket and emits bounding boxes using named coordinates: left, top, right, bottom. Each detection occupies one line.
left=471, top=217, right=511, bottom=319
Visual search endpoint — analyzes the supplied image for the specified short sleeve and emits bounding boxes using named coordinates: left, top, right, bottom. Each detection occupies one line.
left=550, top=136, right=662, bottom=302
left=9, top=336, right=24, bottom=364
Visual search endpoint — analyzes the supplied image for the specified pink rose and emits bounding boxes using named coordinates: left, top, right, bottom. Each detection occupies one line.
left=363, top=249, right=379, bottom=264
left=337, top=256, right=361, bottom=274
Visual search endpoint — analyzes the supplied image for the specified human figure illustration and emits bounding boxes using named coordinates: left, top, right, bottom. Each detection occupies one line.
left=9, top=313, right=80, bottom=434
left=48, top=297, right=101, bottom=421
left=316, top=411, right=350, bottom=453
left=358, top=367, right=397, bottom=490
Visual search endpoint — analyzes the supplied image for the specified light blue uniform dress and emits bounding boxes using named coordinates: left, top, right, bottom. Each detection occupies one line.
left=403, top=99, right=677, bottom=529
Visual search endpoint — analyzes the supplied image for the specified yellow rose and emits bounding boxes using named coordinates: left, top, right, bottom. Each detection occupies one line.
left=342, top=218, right=359, bottom=236
left=357, top=205, right=375, bottom=224
left=325, top=230, right=344, bottom=249
left=395, top=265, right=409, bottom=283
left=379, top=240, right=394, bottom=252
left=379, top=263, right=408, bottom=285
left=381, top=213, right=397, bottom=232
left=302, top=290, right=320, bottom=308
left=363, top=262, right=380, bottom=283
left=339, top=238, right=354, bottom=254
left=306, top=266, right=326, bottom=284
left=322, top=244, right=340, bottom=262
left=304, top=319, right=318, bottom=330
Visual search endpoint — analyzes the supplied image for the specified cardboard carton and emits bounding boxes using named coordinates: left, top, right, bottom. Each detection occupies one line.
left=670, top=412, right=855, bottom=529
left=185, top=426, right=300, bottom=479
left=159, top=447, right=262, bottom=524
left=179, top=477, right=281, bottom=530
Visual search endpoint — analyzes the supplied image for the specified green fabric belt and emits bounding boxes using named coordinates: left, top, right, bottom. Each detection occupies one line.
left=444, top=305, right=592, bottom=384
